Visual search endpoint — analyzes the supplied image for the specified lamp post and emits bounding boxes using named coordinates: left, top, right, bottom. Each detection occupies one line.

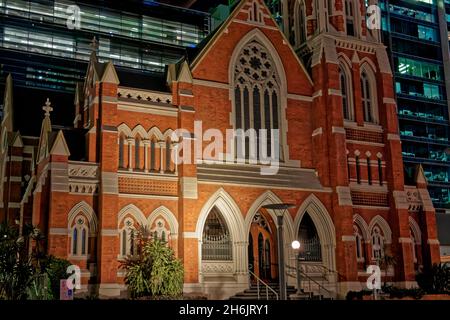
left=262, top=203, right=295, bottom=300
left=291, top=240, right=302, bottom=295
left=372, top=243, right=381, bottom=301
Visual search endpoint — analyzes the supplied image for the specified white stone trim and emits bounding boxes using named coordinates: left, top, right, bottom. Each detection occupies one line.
left=101, top=229, right=119, bottom=236
left=287, top=93, right=313, bottom=102
left=342, top=235, right=356, bottom=242
left=312, top=127, right=323, bottom=137
left=183, top=232, right=198, bottom=238
left=49, top=228, right=68, bottom=235
left=117, top=104, right=177, bottom=117
left=332, top=126, right=346, bottom=134
left=387, top=133, right=400, bottom=141
left=193, top=79, right=229, bottom=90
left=368, top=215, right=392, bottom=243
left=148, top=206, right=178, bottom=236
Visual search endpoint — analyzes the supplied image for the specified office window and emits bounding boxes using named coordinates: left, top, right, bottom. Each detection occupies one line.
left=423, top=83, right=440, bottom=99
left=396, top=57, right=442, bottom=81
left=418, top=25, right=437, bottom=42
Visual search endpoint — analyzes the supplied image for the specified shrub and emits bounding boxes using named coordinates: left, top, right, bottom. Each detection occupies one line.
left=42, top=256, right=72, bottom=299
left=146, top=240, right=184, bottom=297
left=0, top=222, right=33, bottom=300
left=346, top=290, right=373, bottom=300
left=121, top=234, right=184, bottom=299
left=416, top=263, right=450, bottom=294
left=382, top=285, right=424, bottom=299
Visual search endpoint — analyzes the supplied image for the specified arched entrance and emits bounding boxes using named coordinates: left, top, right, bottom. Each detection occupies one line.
left=298, top=212, right=322, bottom=262
left=248, top=211, right=277, bottom=281
left=294, top=195, right=336, bottom=276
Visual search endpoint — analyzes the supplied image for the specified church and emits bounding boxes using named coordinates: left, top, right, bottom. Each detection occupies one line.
left=0, top=0, right=441, bottom=299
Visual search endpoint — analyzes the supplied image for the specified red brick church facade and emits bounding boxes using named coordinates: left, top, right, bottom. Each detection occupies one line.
left=0, top=0, right=441, bottom=298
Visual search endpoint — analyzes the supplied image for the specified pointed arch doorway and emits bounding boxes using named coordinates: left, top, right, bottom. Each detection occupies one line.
left=248, top=210, right=278, bottom=281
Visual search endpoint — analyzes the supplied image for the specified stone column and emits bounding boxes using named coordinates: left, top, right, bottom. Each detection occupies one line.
left=143, top=140, right=150, bottom=173
left=127, top=138, right=134, bottom=171
left=159, top=141, right=165, bottom=173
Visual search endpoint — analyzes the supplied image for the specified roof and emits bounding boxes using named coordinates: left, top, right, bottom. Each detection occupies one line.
left=117, top=68, right=170, bottom=92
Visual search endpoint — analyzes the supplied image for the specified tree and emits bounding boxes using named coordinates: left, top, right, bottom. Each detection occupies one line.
left=416, top=263, right=450, bottom=294
left=121, top=226, right=184, bottom=299
left=0, top=222, right=33, bottom=299
left=0, top=222, right=72, bottom=300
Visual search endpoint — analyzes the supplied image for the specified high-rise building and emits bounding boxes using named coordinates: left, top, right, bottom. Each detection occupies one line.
left=0, top=0, right=210, bottom=131
left=377, top=0, right=450, bottom=257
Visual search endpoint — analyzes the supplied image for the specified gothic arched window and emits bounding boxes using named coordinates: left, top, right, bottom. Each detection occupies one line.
left=371, top=226, right=384, bottom=260
left=234, top=40, right=283, bottom=162
left=361, top=71, right=373, bottom=123
left=294, top=0, right=306, bottom=45
left=202, top=207, right=232, bottom=261
left=71, top=216, right=89, bottom=257
left=339, top=65, right=354, bottom=120
left=345, top=0, right=355, bottom=36
left=120, top=218, right=137, bottom=257
left=354, top=225, right=365, bottom=261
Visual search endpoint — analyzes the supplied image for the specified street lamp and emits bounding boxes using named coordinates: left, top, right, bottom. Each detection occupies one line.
left=262, top=203, right=295, bottom=300
left=291, top=240, right=302, bottom=295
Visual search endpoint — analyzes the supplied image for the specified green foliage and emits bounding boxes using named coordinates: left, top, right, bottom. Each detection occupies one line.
left=345, top=290, right=373, bottom=300
left=0, top=222, right=33, bottom=300
left=41, top=256, right=72, bottom=299
left=416, top=263, right=450, bottom=294
left=26, top=273, right=53, bottom=300
left=382, top=285, right=424, bottom=299
left=0, top=222, right=72, bottom=300
left=121, top=228, right=184, bottom=299
left=146, top=240, right=184, bottom=297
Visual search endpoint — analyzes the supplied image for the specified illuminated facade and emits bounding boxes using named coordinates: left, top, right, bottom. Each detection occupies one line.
left=0, top=0, right=442, bottom=299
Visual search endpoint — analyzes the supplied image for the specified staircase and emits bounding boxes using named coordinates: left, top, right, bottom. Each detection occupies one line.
left=229, top=282, right=330, bottom=300
left=229, top=282, right=295, bottom=300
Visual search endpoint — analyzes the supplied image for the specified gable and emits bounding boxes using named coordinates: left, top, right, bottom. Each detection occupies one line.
left=190, top=0, right=313, bottom=96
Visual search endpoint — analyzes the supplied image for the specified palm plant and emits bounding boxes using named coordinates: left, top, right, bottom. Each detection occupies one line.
left=417, top=263, right=450, bottom=294
left=0, top=222, right=33, bottom=299
left=380, top=248, right=397, bottom=288
left=121, top=225, right=184, bottom=299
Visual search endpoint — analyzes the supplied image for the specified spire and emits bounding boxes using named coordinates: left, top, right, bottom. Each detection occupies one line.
left=42, top=98, right=53, bottom=117
left=37, top=98, right=54, bottom=163
left=1, top=73, right=14, bottom=131
left=415, top=164, right=428, bottom=188
left=89, top=36, right=99, bottom=62
left=90, top=36, right=99, bottom=52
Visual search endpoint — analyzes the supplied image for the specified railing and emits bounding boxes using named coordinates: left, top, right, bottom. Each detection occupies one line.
left=202, top=234, right=232, bottom=261
left=286, top=264, right=337, bottom=300
left=249, top=270, right=279, bottom=300
left=298, top=237, right=322, bottom=262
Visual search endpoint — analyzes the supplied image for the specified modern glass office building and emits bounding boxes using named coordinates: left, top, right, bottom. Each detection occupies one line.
left=377, top=0, right=450, bottom=215
left=0, top=0, right=210, bottom=130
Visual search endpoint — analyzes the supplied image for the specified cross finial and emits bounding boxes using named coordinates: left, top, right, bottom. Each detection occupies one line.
left=43, top=98, right=53, bottom=117
left=90, top=36, right=99, bottom=52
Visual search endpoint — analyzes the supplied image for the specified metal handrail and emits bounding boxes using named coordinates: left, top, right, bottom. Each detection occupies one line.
left=248, top=270, right=279, bottom=300
left=285, top=264, right=334, bottom=299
